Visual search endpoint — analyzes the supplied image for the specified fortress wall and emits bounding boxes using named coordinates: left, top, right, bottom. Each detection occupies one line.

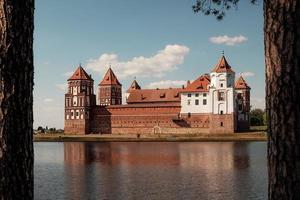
left=65, top=106, right=235, bottom=135
left=90, top=106, right=212, bottom=134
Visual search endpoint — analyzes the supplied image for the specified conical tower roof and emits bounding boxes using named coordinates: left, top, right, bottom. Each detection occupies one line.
left=68, top=66, right=93, bottom=81
left=235, top=76, right=250, bottom=89
left=99, top=68, right=122, bottom=86
left=127, top=79, right=141, bottom=92
left=212, top=56, right=235, bottom=73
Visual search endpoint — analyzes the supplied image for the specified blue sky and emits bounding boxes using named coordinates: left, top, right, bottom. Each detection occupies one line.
left=34, top=0, right=264, bottom=129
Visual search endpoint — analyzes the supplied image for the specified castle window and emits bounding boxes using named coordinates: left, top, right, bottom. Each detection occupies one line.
left=195, top=93, right=199, bottom=97
left=195, top=99, right=199, bottom=105
left=203, top=93, right=207, bottom=97
left=220, top=83, right=223, bottom=87
left=187, top=93, right=191, bottom=97
left=218, top=92, right=225, bottom=101
left=220, top=111, right=224, bottom=115
left=221, top=122, right=223, bottom=126
left=187, top=99, right=191, bottom=105
left=203, top=99, right=207, bottom=105
left=188, top=113, right=191, bottom=118
left=76, top=111, right=79, bottom=116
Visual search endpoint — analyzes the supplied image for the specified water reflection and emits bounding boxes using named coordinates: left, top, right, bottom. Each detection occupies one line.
left=64, top=142, right=249, bottom=169
left=34, top=142, right=267, bottom=200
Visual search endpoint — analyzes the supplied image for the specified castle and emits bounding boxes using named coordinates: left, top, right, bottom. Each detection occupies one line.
left=64, top=55, right=251, bottom=135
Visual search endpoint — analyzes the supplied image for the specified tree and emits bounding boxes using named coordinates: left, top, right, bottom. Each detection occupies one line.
left=193, top=0, right=300, bottom=199
left=0, top=0, right=34, bottom=199
left=250, top=108, right=265, bottom=126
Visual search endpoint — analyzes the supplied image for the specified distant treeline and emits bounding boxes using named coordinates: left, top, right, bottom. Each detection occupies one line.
left=35, top=126, right=63, bottom=134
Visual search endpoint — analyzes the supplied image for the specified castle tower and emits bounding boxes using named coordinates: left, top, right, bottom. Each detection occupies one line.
left=64, top=65, right=96, bottom=134
left=209, top=55, right=236, bottom=133
left=235, top=76, right=251, bottom=130
left=125, top=79, right=141, bottom=102
left=98, top=67, right=122, bottom=106
left=209, top=55, right=235, bottom=114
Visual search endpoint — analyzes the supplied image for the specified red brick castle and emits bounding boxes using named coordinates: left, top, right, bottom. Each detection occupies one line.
left=64, top=55, right=251, bottom=135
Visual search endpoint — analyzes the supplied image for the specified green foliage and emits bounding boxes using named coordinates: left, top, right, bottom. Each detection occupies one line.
left=250, top=108, right=265, bottom=126
left=192, top=0, right=258, bottom=20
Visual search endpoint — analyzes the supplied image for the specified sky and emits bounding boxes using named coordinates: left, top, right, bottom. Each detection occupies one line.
left=34, top=0, right=265, bottom=129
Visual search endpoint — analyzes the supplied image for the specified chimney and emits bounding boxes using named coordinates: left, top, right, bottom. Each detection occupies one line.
left=182, top=85, right=185, bottom=89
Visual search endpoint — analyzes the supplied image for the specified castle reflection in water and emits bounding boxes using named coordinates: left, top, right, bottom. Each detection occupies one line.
left=63, top=142, right=252, bottom=199
left=34, top=142, right=266, bottom=200
left=64, top=142, right=249, bottom=169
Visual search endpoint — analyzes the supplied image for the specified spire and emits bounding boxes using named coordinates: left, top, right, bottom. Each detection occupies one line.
left=99, top=67, right=122, bottom=86
left=68, top=65, right=93, bottom=81
left=235, top=76, right=250, bottom=89
left=127, top=79, right=141, bottom=92
left=212, top=55, right=235, bottom=73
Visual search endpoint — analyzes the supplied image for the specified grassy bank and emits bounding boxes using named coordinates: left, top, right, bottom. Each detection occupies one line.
left=34, top=131, right=267, bottom=142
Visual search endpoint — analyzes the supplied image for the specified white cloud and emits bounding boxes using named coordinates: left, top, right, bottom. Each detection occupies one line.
left=63, top=71, right=74, bottom=77
left=241, top=71, right=255, bottom=77
left=146, top=80, right=187, bottom=89
left=43, top=98, right=54, bottom=103
left=236, top=71, right=255, bottom=78
left=209, top=35, right=248, bottom=46
left=55, top=83, right=68, bottom=91
left=86, top=44, right=190, bottom=79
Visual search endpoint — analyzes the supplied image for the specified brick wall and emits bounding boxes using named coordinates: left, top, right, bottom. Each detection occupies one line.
left=65, top=105, right=236, bottom=135
left=209, top=114, right=235, bottom=134
left=64, top=119, right=89, bottom=135
left=89, top=106, right=213, bottom=134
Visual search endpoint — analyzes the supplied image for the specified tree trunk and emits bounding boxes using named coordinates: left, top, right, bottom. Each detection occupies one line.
left=264, top=0, right=300, bottom=199
left=0, top=0, right=34, bottom=199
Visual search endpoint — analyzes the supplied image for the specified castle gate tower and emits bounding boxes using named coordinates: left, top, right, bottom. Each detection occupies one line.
left=64, top=66, right=96, bottom=134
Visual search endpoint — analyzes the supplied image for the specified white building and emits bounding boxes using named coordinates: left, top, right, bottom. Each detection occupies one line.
left=180, top=56, right=250, bottom=130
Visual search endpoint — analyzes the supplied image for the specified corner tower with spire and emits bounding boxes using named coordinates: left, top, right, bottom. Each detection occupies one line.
left=64, top=65, right=96, bottom=134
left=209, top=55, right=235, bottom=114
left=208, top=55, right=236, bottom=132
left=125, top=78, right=141, bottom=102
left=98, top=67, right=122, bottom=106
left=235, top=75, right=251, bottom=130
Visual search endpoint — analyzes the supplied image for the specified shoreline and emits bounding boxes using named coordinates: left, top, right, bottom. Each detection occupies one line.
left=34, top=132, right=267, bottom=142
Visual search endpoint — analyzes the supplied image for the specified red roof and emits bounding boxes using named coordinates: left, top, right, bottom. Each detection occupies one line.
left=212, top=56, right=235, bottom=73
left=127, top=88, right=183, bottom=104
left=182, top=74, right=211, bottom=92
left=235, top=76, right=251, bottom=89
left=126, top=80, right=141, bottom=93
left=108, top=102, right=181, bottom=108
left=68, top=66, right=93, bottom=81
left=99, top=68, right=122, bottom=86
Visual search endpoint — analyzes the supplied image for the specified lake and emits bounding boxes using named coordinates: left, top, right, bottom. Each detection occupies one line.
left=34, top=142, right=267, bottom=200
